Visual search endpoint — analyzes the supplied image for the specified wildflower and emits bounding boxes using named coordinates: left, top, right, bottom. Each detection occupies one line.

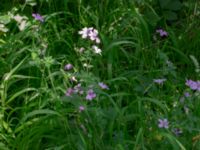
left=79, top=47, right=85, bottom=53
left=78, top=27, right=93, bottom=39
left=32, top=13, right=44, bottom=22
left=86, top=89, right=96, bottom=100
left=88, top=29, right=100, bottom=43
left=184, top=92, right=190, bottom=97
left=158, top=118, right=169, bottom=129
left=153, top=78, right=166, bottom=85
left=156, top=29, right=168, bottom=37
left=70, top=76, right=77, bottom=82
left=74, top=83, right=84, bottom=95
left=64, top=64, right=73, bottom=71
left=185, top=79, right=200, bottom=91
left=98, top=82, right=109, bottom=90
left=79, top=106, right=85, bottom=112
left=65, top=88, right=74, bottom=96
left=172, top=128, right=182, bottom=136
left=78, top=27, right=101, bottom=43
left=92, top=45, right=102, bottom=55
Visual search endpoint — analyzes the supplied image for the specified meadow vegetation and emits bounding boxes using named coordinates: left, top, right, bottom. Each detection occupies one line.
left=0, top=0, right=200, bottom=149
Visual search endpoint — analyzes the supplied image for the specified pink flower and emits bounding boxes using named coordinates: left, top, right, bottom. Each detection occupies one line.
left=86, top=89, right=96, bottom=101
left=79, top=106, right=85, bottom=112
left=65, top=88, right=74, bottom=96
left=64, top=64, right=73, bottom=71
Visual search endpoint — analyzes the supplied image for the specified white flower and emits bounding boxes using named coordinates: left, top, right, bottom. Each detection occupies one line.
left=78, top=27, right=93, bottom=39
left=92, top=45, right=102, bottom=55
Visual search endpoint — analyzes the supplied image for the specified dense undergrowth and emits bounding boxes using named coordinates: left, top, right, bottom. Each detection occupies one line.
left=0, top=0, right=200, bottom=149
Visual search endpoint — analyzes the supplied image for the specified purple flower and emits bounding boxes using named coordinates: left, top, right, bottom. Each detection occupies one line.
left=64, top=64, right=73, bottom=71
left=158, top=118, right=169, bottom=129
left=184, top=92, right=190, bottom=97
left=32, top=13, right=44, bottom=22
left=98, top=82, right=109, bottom=90
left=172, top=128, right=182, bottom=136
left=86, top=89, right=96, bottom=101
left=156, top=29, right=168, bottom=37
left=186, top=79, right=200, bottom=91
left=79, top=106, right=85, bottom=112
left=65, top=88, right=74, bottom=96
left=153, top=78, right=166, bottom=84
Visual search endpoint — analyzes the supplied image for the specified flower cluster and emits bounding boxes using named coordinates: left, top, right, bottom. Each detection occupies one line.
left=186, top=79, right=200, bottom=91
left=78, top=27, right=100, bottom=43
left=65, top=82, right=109, bottom=101
left=78, top=27, right=102, bottom=55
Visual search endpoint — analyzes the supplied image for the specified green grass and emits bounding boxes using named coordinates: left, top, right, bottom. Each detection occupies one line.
left=0, top=0, right=200, bottom=149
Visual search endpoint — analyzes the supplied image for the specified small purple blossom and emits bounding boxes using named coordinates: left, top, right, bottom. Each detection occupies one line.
left=64, top=64, right=73, bottom=71
left=86, top=89, right=96, bottom=101
left=158, top=118, right=169, bottom=129
left=153, top=78, right=166, bottom=84
left=32, top=13, right=44, bottom=22
left=65, top=88, right=74, bottom=96
left=156, top=29, right=168, bottom=37
left=186, top=79, right=200, bottom=91
left=172, top=128, right=182, bottom=136
left=79, top=106, right=85, bottom=112
left=184, top=92, right=190, bottom=97
left=98, top=82, right=109, bottom=90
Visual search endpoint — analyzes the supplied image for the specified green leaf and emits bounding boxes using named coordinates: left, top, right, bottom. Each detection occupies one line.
left=0, top=15, right=11, bottom=24
left=163, top=11, right=178, bottom=21
left=25, top=0, right=37, bottom=6
left=159, top=0, right=171, bottom=9
left=0, top=142, right=9, bottom=150
left=166, top=1, right=182, bottom=11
